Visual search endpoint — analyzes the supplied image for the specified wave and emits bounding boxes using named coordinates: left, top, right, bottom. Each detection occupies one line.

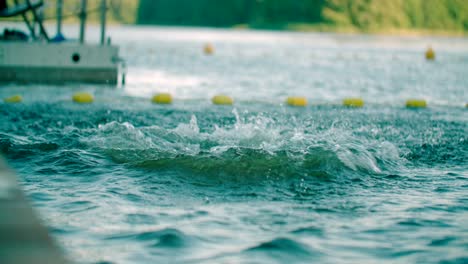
left=83, top=110, right=405, bottom=178
left=245, top=237, right=322, bottom=262
left=106, top=228, right=191, bottom=249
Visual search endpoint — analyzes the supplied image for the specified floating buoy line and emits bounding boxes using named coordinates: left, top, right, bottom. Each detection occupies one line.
left=3, top=94, right=22, bottom=103
left=152, top=93, right=172, bottom=104
left=425, top=46, right=435, bottom=61
left=3, top=48, right=461, bottom=108
left=212, top=95, right=234, bottom=105
left=203, top=43, right=214, bottom=55
left=343, top=98, right=364, bottom=108
left=3, top=47, right=450, bottom=108
left=72, top=92, right=94, bottom=104
left=286, top=97, right=307, bottom=107
left=406, top=99, right=427, bottom=109
left=3, top=92, right=467, bottom=109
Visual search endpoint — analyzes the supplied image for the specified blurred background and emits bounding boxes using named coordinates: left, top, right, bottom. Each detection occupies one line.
left=4, top=0, right=468, bottom=34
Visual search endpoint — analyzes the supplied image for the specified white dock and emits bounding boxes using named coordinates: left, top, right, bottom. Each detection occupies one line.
left=0, top=0, right=125, bottom=85
left=0, top=42, right=120, bottom=84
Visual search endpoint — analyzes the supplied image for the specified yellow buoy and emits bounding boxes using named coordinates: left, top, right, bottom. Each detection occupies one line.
left=3, top=94, right=22, bottom=103
left=286, top=97, right=307, bottom=107
left=212, top=95, right=233, bottom=105
left=343, top=98, right=364, bottom=108
left=72, top=92, right=94, bottom=104
left=406, top=99, right=427, bottom=108
left=152, top=93, right=172, bottom=104
left=425, top=46, right=435, bottom=61
left=204, top=43, right=214, bottom=55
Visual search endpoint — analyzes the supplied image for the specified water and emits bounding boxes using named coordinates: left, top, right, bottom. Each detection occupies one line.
left=1, top=25, right=468, bottom=264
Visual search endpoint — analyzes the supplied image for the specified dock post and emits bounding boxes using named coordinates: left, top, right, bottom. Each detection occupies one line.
left=56, top=0, right=63, bottom=37
left=79, top=0, right=87, bottom=43
left=100, top=0, right=107, bottom=45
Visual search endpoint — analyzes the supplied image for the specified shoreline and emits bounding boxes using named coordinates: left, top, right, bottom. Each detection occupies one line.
left=233, top=23, right=468, bottom=37
left=133, top=22, right=468, bottom=37
left=2, top=20, right=467, bottom=38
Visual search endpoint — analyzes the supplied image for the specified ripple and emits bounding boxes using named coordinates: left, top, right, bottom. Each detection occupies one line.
left=60, top=200, right=98, bottom=213
left=390, top=249, right=427, bottom=257
left=397, top=219, right=452, bottom=228
left=439, top=257, right=468, bottom=264
left=290, top=226, right=324, bottom=237
left=125, top=213, right=157, bottom=225
left=141, top=229, right=188, bottom=248
left=428, top=236, right=456, bottom=247
left=29, top=191, right=55, bottom=202
left=107, top=228, right=191, bottom=249
left=245, top=237, right=321, bottom=261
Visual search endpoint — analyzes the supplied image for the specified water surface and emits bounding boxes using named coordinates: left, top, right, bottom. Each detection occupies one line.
left=1, top=25, right=467, bottom=264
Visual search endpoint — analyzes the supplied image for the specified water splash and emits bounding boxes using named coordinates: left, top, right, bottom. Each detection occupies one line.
left=83, top=111, right=405, bottom=178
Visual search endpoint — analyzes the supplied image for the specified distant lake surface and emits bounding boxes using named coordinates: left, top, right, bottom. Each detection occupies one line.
left=1, top=25, right=467, bottom=263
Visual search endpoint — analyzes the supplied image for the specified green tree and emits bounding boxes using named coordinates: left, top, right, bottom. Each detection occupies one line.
left=136, top=0, right=468, bottom=33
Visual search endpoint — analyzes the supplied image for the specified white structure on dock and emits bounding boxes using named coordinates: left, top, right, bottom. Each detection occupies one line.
left=0, top=0, right=124, bottom=85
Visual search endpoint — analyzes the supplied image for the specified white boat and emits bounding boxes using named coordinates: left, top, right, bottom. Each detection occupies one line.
left=0, top=0, right=125, bottom=85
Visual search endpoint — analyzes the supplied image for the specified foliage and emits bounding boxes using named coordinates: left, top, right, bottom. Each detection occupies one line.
left=137, top=0, right=324, bottom=27
left=136, top=0, right=468, bottom=33
left=4, top=0, right=468, bottom=33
